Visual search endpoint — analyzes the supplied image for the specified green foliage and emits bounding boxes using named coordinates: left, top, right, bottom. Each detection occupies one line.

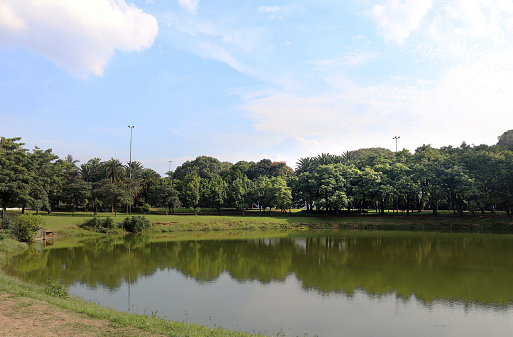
left=180, top=172, right=201, bottom=209
left=497, top=129, right=513, bottom=149
left=173, top=155, right=223, bottom=180
left=122, top=216, right=150, bottom=233
left=140, top=203, right=151, bottom=214
left=6, top=130, right=513, bottom=218
left=16, top=214, right=45, bottom=243
left=152, top=182, right=181, bottom=215
left=45, top=279, right=69, bottom=298
left=79, top=216, right=117, bottom=233
left=0, top=137, right=29, bottom=212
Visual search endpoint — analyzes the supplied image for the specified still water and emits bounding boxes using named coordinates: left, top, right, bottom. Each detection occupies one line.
left=6, top=231, right=513, bottom=336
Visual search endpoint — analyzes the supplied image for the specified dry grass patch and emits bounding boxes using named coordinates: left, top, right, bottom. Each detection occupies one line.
left=0, top=293, right=158, bottom=337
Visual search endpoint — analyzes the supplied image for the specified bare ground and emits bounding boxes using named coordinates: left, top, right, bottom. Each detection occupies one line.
left=0, top=292, right=160, bottom=337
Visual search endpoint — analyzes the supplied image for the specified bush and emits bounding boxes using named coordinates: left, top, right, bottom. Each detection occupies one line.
left=122, top=216, right=150, bottom=233
left=140, top=203, right=151, bottom=214
left=16, top=215, right=45, bottom=243
left=45, top=279, right=69, bottom=298
left=79, top=216, right=117, bottom=233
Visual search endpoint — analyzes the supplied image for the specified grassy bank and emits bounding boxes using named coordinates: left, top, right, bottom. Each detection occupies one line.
left=16, top=208, right=513, bottom=235
left=0, top=238, right=267, bottom=337
left=2, top=209, right=513, bottom=336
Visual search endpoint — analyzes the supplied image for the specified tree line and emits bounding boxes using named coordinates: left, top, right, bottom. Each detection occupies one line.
left=2, top=129, right=513, bottom=217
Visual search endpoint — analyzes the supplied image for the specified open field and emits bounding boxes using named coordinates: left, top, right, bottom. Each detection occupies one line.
left=7, top=208, right=513, bottom=236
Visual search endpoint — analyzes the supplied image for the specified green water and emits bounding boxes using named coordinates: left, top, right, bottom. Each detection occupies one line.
left=6, top=230, right=513, bottom=336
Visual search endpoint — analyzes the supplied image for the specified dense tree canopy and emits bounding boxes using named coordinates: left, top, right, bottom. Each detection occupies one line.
left=3, top=131, right=513, bottom=217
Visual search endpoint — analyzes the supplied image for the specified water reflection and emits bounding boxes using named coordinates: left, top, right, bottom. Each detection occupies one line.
left=6, top=231, right=513, bottom=308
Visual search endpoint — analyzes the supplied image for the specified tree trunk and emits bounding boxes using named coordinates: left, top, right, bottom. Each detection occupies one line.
left=505, top=201, right=512, bottom=217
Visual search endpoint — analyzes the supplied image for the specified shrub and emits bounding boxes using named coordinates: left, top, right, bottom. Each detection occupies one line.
left=140, top=203, right=151, bottom=214
left=79, top=216, right=117, bottom=233
left=122, top=216, right=150, bottom=233
left=16, top=215, right=45, bottom=243
left=45, top=279, right=69, bottom=298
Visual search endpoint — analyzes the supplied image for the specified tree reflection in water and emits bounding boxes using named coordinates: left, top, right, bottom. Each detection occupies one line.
left=6, top=231, right=513, bottom=308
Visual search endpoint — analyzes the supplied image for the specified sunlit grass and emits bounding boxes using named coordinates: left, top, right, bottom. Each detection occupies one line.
left=0, top=269, right=269, bottom=337
left=11, top=207, right=513, bottom=235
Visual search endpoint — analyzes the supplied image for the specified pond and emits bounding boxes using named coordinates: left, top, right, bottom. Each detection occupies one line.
left=5, top=230, right=513, bottom=337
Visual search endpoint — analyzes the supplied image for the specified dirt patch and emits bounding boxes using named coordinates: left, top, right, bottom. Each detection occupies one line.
left=0, top=292, right=159, bottom=337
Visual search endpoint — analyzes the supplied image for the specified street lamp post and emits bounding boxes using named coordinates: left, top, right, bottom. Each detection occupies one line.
left=167, top=160, right=172, bottom=178
left=128, top=125, right=134, bottom=215
left=393, top=136, right=400, bottom=153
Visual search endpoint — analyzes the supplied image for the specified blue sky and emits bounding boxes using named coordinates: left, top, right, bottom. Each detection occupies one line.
left=1, top=0, right=513, bottom=175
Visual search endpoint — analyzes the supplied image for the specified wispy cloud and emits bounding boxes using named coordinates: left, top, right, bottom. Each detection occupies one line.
left=242, top=40, right=513, bottom=154
left=309, top=51, right=378, bottom=68
left=371, top=0, right=433, bottom=44
left=258, top=6, right=281, bottom=13
left=178, top=0, right=199, bottom=14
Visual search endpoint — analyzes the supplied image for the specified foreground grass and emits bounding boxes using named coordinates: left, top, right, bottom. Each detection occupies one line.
left=0, top=241, right=267, bottom=337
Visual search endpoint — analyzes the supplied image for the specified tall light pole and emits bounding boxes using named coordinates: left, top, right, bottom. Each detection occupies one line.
left=393, top=136, right=400, bottom=153
left=128, top=125, right=134, bottom=215
left=393, top=135, right=400, bottom=213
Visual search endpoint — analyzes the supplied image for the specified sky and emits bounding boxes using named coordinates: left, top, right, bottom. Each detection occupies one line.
left=1, top=0, right=513, bottom=176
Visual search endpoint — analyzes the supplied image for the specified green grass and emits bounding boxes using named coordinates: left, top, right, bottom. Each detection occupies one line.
left=9, top=208, right=513, bottom=236
left=3, top=209, right=513, bottom=336
left=0, top=269, right=269, bottom=336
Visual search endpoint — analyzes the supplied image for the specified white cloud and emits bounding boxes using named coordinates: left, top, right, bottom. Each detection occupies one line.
left=372, top=0, right=513, bottom=48
left=309, top=51, right=377, bottom=68
left=259, top=6, right=281, bottom=13
left=0, top=2, right=25, bottom=31
left=372, top=0, right=433, bottom=44
left=242, top=42, right=513, bottom=155
left=0, top=0, right=158, bottom=77
left=178, top=0, right=199, bottom=14
left=428, top=0, right=511, bottom=43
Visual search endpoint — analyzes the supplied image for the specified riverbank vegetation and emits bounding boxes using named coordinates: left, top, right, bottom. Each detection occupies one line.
left=0, top=264, right=268, bottom=337
left=4, top=209, right=513, bottom=244
left=3, top=130, right=513, bottom=221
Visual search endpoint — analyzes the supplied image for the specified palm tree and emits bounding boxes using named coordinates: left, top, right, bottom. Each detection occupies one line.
left=295, top=157, right=315, bottom=174
left=126, top=161, right=143, bottom=179
left=65, top=154, right=79, bottom=165
left=102, top=158, right=125, bottom=183
left=314, top=153, right=340, bottom=166
left=140, top=168, right=161, bottom=204
left=79, top=163, right=94, bottom=182
left=341, top=150, right=361, bottom=165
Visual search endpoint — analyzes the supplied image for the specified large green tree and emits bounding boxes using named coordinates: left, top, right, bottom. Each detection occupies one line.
left=62, top=176, right=91, bottom=215
left=180, top=172, right=201, bottom=211
left=0, top=137, right=29, bottom=218
left=173, top=156, right=223, bottom=180
left=153, top=182, right=181, bottom=215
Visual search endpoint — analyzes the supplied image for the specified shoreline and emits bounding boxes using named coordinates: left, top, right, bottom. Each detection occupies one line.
left=2, top=210, right=513, bottom=336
